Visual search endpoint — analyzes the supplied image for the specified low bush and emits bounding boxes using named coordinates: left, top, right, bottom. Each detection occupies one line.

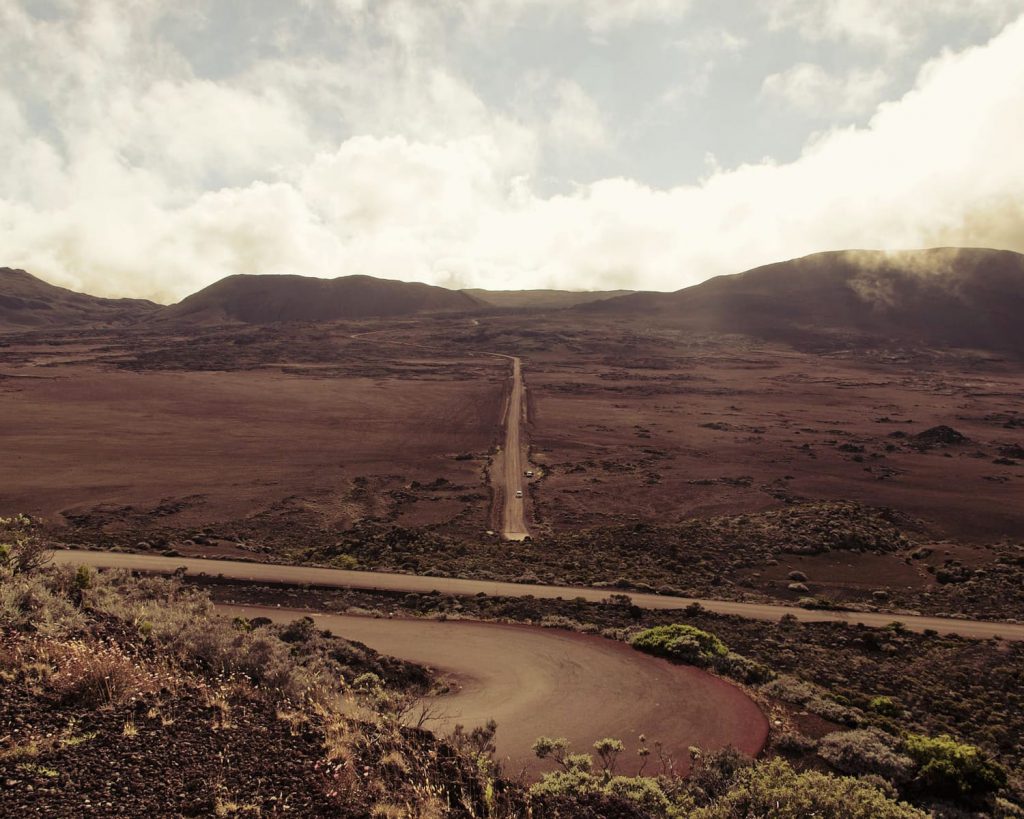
left=869, top=695, right=901, bottom=717
left=529, top=737, right=683, bottom=817
left=629, top=624, right=728, bottom=666
left=689, top=758, right=927, bottom=818
left=817, top=728, right=915, bottom=783
left=0, top=515, right=52, bottom=575
left=42, top=640, right=161, bottom=707
left=903, top=733, right=1007, bottom=799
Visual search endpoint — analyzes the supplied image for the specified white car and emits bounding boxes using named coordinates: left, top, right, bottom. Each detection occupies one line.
left=515, top=490, right=524, bottom=498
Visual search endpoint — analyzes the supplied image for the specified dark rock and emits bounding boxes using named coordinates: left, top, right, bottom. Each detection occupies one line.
left=912, top=425, right=968, bottom=447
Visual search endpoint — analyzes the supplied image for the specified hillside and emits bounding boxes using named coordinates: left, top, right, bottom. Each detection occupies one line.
left=0, top=268, right=159, bottom=330
left=163, top=273, right=481, bottom=324
left=2, top=520, right=952, bottom=817
left=587, top=248, right=1024, bottom=353
left=464, top=288, right=634, bottom=309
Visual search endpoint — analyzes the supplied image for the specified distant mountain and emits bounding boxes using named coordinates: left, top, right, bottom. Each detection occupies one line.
left=587, top=248, right=1024, bottom=353
left=0, top=267, right=159, bottom=330
left=163, top=274, right=482, bottom=324
left=464, top=288, right=635, bottom=310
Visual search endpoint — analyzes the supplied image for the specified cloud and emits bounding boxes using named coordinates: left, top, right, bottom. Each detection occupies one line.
left=0, top=2, right=1023, bottom=301
left=458, top=0, right=694, bottom=35
left=762, top=63, right=889, bottom=116
left=764, top=0, right=1021, bottom=53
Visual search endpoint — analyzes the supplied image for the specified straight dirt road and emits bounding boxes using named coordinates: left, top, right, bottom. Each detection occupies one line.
left=54, top=551, right=1024, bottom=641
left=498, top=355, right=529, bottom=540
left=216, top=603, right=767, bottom=776
left=350, top=328, right=528, bottom=540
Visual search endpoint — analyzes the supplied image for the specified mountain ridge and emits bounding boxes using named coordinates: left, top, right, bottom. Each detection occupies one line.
left=585, top=247, right=1024, bottom=353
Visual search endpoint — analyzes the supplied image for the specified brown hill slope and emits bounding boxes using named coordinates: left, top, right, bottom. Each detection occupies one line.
left=0, top=268, right=159, bottom=330
left=163, top=273, right=481, bottom=324
left=464, top=288, right=634, bottom=309
left=587, top=248, right=1024, bottom=353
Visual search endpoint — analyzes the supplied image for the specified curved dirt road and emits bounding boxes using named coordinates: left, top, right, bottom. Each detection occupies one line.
left=216, top=604, right=767, bottom=776
left=54, top=551, right=1024, bottom=641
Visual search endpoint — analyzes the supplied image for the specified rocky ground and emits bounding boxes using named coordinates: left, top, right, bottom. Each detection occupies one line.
left=1, top=679, right=337, bottom=817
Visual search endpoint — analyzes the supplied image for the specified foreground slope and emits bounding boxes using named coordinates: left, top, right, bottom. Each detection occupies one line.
left=588, top=248, right=1024, bottom=353
left=164, top=273, right=481, bottom=324
left=0, top=268, right=158, bottom=330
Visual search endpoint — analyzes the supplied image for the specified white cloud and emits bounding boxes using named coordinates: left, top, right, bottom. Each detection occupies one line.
left=1, top=2, right=1023, bottom=301
left=765, top=0, right=1021, bottom=52
left=458, top=0, right=694, bottom=35
left=762, top=63, right=889, bottom=116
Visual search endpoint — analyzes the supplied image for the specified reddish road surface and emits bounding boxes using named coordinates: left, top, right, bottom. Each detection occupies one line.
left=54, top=551, right=1024, bottom=641
left=498, top=355, right=529, bottom=540
left=216, top=604, right=767, bottom=776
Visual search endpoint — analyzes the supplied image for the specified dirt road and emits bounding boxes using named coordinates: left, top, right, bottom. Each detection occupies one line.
left=350, top=329, right=529, bottom=539
left=215, top=604, right=767, bottom=776
left=54, top=551, right=1024, bottom=640
left=498, top=355, right=529, bottom=539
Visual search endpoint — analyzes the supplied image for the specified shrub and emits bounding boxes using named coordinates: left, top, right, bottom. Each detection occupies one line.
left=0, top=571, right=86, bottom=637
left=762, top=675, right=860, bottom=726
left=715, top=651, right=776, bottom=684
left=869, top=695, right=901, bottom=717
left=604, top=776, right=674, bottom=815
left=761, top=675, right=818, bottom=705
left=0, top=515, right=51, bottom=575
left=43, top=640, right=159, bottom=707
left=530, top=737, right=683, bottom=818
left=279, top=616, right=317, bottom=644
left=690, top=758, right=927, bottom=818
left=773, top=730, right=817, bottom=754
left=687, top=746, right=754, bottom=804
left=903, top=733, right=1007, bottom=799
left=629, top=624, right=728, bottom=666
left=817, top=728, right=915, bottom=783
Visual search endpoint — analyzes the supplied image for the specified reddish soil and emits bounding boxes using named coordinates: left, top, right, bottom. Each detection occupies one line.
left=0, top=328, right=505, bottom=545
left=3, top=315, right=1023, bottom=613
left=514, top=326, right=1024, bottom=542
left=219, top=605, right=769, bottom=777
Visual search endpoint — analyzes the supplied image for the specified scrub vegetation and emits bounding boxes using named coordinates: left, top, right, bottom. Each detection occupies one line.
left=4, top=520, right=1022, bottom=816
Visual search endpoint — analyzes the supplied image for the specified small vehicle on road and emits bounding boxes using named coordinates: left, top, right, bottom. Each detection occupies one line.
left=524, top=470, right=534, bottom=477
left=515, top=490, right=524, bottom=498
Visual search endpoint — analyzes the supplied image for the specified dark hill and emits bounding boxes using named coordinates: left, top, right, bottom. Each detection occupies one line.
left=464, top=288, right=634, bottom=309
left=0, top=268, right=159, bottom=330
left=163, top=274, right=481, bottom=324
left=587, top=248, right=1024, bottom=353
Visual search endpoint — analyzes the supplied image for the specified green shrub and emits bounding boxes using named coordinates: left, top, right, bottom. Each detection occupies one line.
left=604, top=776, right=675, bottom=815
left=629, top=624, right=728, bottom=666
left=869, top=695, right=901, bottom=717
left=903, top=733, right=1007, bottom=799
left=690, top=758, right=927, bottom=818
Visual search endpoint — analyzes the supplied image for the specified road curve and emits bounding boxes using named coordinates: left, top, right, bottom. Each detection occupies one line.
left=215, top=604, right=767, bottom=776
left=54, top=551, right=1024, bottom=641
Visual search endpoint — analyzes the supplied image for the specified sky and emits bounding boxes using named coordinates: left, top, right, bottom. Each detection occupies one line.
left=2, top=0, right=1023, bottom=303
